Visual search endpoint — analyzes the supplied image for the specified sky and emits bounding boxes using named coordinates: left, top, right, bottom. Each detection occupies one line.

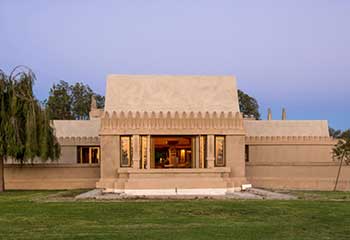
left=0, top=0, right=349, bottom=130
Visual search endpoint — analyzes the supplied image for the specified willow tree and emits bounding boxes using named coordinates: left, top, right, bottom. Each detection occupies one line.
left=0, top=66, right=60, bottom=192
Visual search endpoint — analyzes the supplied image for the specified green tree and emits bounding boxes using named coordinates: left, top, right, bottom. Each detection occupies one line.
left=71, top=83, right=94, bottom=120
left=332, top=129, right=350, bottom=191
left=238, top=89, right=261, bottom=119
left=0, top=66, right=60, bottom=192
left=47, top=80, right=73, bottom=120
left=94, top=94, right=105, bottom=109
left=329, top=127, right=342, bottom=138
left=46, top=81, right=104, bottom=120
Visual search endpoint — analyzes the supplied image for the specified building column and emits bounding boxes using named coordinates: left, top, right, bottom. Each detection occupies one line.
left=206, top=135, right=215, bottom=168
left=132, top=135, right=140, bottom=169
left=150, top=136, right=155, bottom=168
left=225, top=135, right=247, bottom=188
left=195, top=136, right=200, bottom=168
left=96, top=135, right=120, bottom=190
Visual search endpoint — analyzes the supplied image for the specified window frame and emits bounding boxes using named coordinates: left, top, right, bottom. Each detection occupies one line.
left=140, top=135, right=148, bottom=169
left=120, top=135, right=133, bottom=167
left=214, top=136, right=225, bottom=167
left=77, top=146, right=100, bottom=164
left=199, top=135, right=207, bottom=168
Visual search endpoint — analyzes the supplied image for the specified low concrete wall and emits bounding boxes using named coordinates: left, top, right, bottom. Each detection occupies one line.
left=4, top=146, right=78, bottom=165
left=246, top=163, right=350, bottom=191
left=4, top=164, right=100, bottom=190
left=5, top=162, right=350, bottom=191
left=244, top=137, right=348, bottom=191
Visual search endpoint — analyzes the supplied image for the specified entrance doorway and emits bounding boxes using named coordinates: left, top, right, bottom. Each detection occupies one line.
left=152, top=136, right=193, bottom=168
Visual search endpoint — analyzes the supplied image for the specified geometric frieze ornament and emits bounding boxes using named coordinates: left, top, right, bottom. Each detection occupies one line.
left=100, top=111, right=245, bottom=135
left=57, top=136, right=100, bottom=146
left=245, top=136, right=336, bottom=145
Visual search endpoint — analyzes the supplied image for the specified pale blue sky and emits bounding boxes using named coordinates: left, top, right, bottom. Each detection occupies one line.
left=0, top=1, right=349, bottom=129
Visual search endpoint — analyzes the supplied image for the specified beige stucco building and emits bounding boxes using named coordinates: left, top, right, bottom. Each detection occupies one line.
left=4, top=75, right=350, bottom=192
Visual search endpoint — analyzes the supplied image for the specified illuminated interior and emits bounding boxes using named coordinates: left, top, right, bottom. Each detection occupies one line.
left=152, top=136, right=193, bottom=168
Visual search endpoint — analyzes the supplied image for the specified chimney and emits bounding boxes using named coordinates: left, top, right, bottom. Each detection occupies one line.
left=90, top=95, right=97, bottom=110
left=89, top=95, right=103, bottom=119
left=267, top=108, right=272, bottom=120
left=282, top=108, right=286, bottom=120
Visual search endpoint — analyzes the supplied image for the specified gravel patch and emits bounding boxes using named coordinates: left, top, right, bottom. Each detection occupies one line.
left=75, top=188, right=297, bottom=200
left=75, top=189, right=103, bottom=200
left=247, top=188, right=298, bottom=200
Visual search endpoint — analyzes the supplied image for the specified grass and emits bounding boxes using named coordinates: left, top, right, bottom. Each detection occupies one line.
left=0, top=190, right=350, bottom=240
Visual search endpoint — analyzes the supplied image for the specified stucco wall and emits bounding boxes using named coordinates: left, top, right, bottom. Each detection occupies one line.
left=105, top=75, right=240, bottom=113
left=248, top=145, right=333, bottom=163
left=246, top=163, right=350, bottom=191
left=5, top=146, right=78, bottom=165
left=4, top=138, right=346, bottom=191
left=59, top=146, right=78, bottom=164
left=244, top=138, right=350, bottom=191
left=4, top=164, right=100, bottom=190
left=244, top=120, right=329, bottom=137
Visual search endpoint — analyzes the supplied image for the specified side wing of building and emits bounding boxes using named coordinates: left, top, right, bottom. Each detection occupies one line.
left=54, top=120, right=101, bottom=164
left=243, top=119, right=348, bottom=190
left=3, top=119, right=101, bottom=190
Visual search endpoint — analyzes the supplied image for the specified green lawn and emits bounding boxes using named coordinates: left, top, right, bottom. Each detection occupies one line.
left=0, top=190, right=350, bottom=240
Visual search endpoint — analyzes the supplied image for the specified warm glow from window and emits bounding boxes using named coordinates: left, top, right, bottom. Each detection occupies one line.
left=180, top=149, right=186, bottom=162
left=121, top=136, right=132, bottom=167
left=141, top=136, right=148, bottom=169
left=215, top=136, right=225, bottom=167
left=199, top=136, right=207, bottom=168
left=77, top=146, right=100, bottom=164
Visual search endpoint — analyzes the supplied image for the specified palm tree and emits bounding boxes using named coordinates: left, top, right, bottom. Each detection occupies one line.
left=0, top=66, right=60, bottom=192
left=332, top=130, right=350, bottom=191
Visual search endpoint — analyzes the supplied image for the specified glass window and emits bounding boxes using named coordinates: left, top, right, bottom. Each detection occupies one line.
left=91, top=147, right=100, bottom=164
left=199, top=136, right=207, bottom=168
left=141, top=136, right=148, bottom=169
left=121, top=136, right=132, bottom=167
left=245, top=145, right=249, bottom=162
left=77, top=146, right=100, bottom=164
left=215, top=136, right=225, bottom=167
